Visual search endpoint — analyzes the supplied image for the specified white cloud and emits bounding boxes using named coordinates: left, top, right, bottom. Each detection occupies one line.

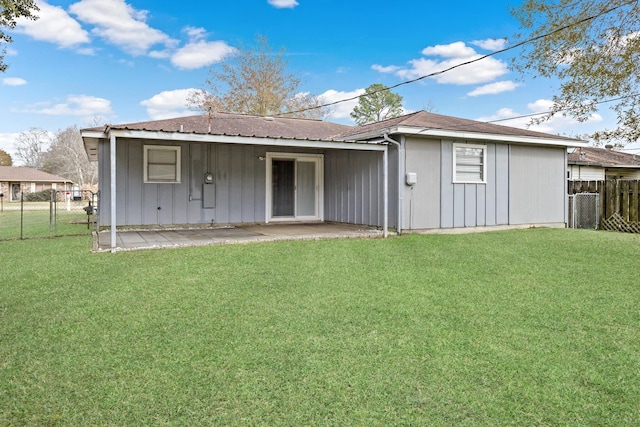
left=318, top=89, right=365, bottom=120
left=170, top=40, right=235, bottom=70
left=23, top=95, right=113, bottom=118
left=140, top=89, right=196, bottom=120
left=374, top=41, right=508, bottom=85
left=371, top=64, right=402, bottom=74
left=467, top=80, right=520, bottom=97
left=69, top=0, right=175, bottom=55
left=476, top=99, right=603, bottom=134
left=470, top=38, right=507, bottom=51
left=422, top=41, right=476, bottom=58
left=16, top=0, right=90, bottom=48
left=2, top=77, right=27, bottom=86
left=268, top=0, right=299, bottom=8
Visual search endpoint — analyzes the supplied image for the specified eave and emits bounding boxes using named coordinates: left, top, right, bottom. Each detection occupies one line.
left=82, top=129, right=386, bottom=162
left=347, top=126, right=587, bottom=148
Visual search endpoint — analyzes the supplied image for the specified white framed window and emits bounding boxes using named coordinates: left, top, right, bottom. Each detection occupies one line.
left=453, top=143, right=486, bottom=183
left=144, top=145, right=181, bottom=183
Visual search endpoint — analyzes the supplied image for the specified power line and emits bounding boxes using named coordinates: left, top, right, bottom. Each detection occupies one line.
left=276, top=0, right=637, bottom=118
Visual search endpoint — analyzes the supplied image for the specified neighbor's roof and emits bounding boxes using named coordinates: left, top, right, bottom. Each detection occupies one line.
left=0, top=166, right=73, bottom=183
left=568, top=146, right=640, bottom=167
left=86, top=112, right=352, bottom=141
left=338, top=110, right=581, bottom=145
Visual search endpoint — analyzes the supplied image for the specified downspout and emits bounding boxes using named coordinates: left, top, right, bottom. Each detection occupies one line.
left=109, top=131, right=117, bottom=253
left=383, top=133, right=404, bottom=234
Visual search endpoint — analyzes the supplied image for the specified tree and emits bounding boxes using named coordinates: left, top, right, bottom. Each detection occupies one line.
left=511, top=0, right=640, bottom=145
left=43, top=125, right=97, bottom=186
left=350, top=84, right=404, bottom=125
left=189, top=36, right=325, bottom=119
left=1, top=0, right=39, bottom=72
left=0, top=148, right=12, bottom=165
left=15, top=127, right=49, bottom=169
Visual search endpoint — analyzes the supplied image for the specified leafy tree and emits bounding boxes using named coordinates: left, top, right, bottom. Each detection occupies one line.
left=0, top=148, right=12, bottom=165
left=15, top=127, right=49, bottom=169
left=189, top=35, right=324, bottom=119
left=511, top=0, right=640, bottom=145
left=1, top=0, right=39, bottom=72
left=43, top=125, right=97, bottom=186
left=350, top=84, right=404, bottom=125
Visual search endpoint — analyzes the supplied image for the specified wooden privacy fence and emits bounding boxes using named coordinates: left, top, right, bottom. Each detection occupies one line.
left=568, top=180, right=640, bottom=233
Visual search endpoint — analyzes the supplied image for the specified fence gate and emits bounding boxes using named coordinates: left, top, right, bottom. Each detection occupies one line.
left=570, top=193, right=599, bottom=229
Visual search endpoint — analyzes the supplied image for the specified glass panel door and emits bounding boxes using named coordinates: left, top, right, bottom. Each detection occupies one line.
left=272, top=159, right=295, bottom=217
left=296, top=160, right=316, bottom=217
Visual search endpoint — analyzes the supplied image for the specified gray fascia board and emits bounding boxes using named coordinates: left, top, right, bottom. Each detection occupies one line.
left=348, top=126, right=586, bottom=148
left=101, top=129, right=386, bottom=151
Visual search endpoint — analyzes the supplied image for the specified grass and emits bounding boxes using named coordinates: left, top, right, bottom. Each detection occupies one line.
left=0, top=229, right=638, bottom=425
left=0, top=208, right=91, bottom=240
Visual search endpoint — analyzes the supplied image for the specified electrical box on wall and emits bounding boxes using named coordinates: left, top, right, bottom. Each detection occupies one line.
left=406, top=172, right=417, bottom=186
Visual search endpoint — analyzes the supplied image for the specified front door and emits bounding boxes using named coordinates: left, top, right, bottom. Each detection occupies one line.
left=266, top=153, right=323, bottom=222
left=11, top=183, right=20, bottom=201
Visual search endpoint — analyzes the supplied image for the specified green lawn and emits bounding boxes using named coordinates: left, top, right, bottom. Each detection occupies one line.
left=1, top=229, right=638, bottom=425
left=0, top=208, right=92, bottom=240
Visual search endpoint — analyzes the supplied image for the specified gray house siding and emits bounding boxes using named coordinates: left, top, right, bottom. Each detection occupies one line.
left=404, top=138, right=441, bottom=229
left=401, top=137, right=565, bottom=231
left=98, top=138, right=388, bottom=228
left=509, top=145, right=566, bottom=225
left=324, top=149, right=392, bottom=228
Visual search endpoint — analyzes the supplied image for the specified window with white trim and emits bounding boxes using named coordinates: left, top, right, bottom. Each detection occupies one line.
left=453, top=143, right=486, bottom=183
left=144, top=145, right=181, bottom=183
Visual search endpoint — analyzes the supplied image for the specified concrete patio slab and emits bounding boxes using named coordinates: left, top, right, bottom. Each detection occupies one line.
left=95, top=223, right=384, bottom=252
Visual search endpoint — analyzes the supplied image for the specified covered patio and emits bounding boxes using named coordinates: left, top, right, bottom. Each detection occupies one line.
left=94, top=223, right=384, bottom=252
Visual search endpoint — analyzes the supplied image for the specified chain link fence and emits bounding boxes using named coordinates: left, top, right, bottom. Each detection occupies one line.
left=0, top=189, right=98, bottom=241
left=568, top=193, right=599, bottom=230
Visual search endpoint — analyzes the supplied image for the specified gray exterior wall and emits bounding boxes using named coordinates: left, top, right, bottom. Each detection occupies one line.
left=98, top=138, right=389, bottom=228
left=509, top=145, right=567, bottom=225
left=402, top=137, right=567, bottom=230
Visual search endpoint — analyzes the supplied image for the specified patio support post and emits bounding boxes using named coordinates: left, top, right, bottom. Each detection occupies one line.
left=109, top=132, right=116, bottom=253
left=383, top=133, right=403, bottom=234
left=383, top=144, right=388, bottom=238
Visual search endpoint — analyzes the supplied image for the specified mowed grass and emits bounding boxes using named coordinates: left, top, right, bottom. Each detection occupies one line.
left=1, top=229, right=638, bottom=425
left=0, top=208, right=91, bottom=240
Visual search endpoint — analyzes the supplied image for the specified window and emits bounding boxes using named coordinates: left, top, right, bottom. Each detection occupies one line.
left=144, top=145, right=181, bottom=183
left=453, top=143, right=486, bottom=183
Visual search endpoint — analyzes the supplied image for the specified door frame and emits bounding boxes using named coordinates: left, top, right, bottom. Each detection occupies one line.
left=265, top=152, right=324, bottom=223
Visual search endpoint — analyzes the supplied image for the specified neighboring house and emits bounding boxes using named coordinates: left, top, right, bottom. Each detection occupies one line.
left=81, top=111, right=583, bottom=248
left=567, top=146, right=640, bottom=180
left=0, top=166, right=74, bottom=201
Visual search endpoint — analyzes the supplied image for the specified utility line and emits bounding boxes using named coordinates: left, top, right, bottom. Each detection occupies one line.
left=276, top=0, right=637, bottom=118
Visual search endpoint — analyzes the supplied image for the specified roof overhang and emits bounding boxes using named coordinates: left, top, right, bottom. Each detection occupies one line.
left=347, top=126, right=587, bottom=148
left=81, top=128, right=386, bottom=162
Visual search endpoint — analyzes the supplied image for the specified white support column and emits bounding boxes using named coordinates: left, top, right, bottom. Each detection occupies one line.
left=383, top=144, right=388, bottom=238
left=110, top=133, right=117, bottom=253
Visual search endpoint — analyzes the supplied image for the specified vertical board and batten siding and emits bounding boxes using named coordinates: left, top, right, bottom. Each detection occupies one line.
left=509, top=145, right=567, bottom=225
left=441, top=140, right=509, bottom=229
left=324, top=149, right=391, bottom=228
left=403, top=139, right=441, bottom=229
left=98, top=138, right=388, bottom=228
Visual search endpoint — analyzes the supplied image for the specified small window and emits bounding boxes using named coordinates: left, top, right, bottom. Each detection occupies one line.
left=453, top=143, right=486, bottom=183
left=144, top=145, right=181, bottom=183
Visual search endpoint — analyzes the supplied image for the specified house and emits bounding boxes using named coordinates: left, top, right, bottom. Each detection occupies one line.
left=0, top=166, right=74, bottom=201
left=567, top=146, right=640, bottom=180
left=81, top=111, right=584, bottom=249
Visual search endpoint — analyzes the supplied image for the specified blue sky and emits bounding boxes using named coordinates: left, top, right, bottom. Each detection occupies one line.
left=1, top=0, right=634, bottom=163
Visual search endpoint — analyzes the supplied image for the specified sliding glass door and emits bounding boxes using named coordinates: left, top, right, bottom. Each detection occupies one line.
left=266, top=153, right=323, bottom=222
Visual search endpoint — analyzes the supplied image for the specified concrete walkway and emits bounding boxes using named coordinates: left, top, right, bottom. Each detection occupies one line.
left=94, top=223, right=384, bottom=252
